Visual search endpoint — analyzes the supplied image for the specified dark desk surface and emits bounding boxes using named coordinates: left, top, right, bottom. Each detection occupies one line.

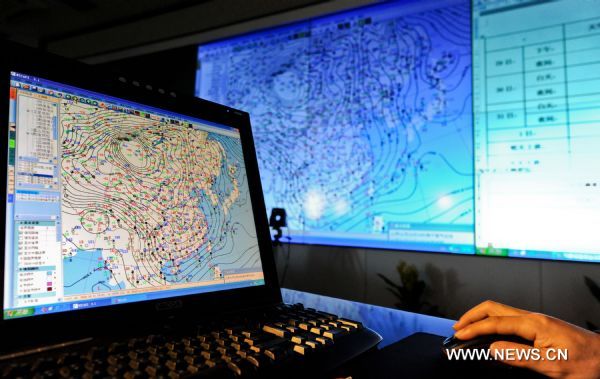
left=357, top=332, right=546, bottom=379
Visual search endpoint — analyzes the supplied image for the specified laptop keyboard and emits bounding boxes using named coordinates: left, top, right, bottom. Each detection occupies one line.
left=1, top=304, right=366, bottom=378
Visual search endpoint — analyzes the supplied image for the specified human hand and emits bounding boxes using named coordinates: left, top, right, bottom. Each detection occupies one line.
left=453, top=300, right=600, bottom=379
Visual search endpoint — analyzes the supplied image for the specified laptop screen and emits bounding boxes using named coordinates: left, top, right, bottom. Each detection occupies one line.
left=3, top=72, right=265, bottom=320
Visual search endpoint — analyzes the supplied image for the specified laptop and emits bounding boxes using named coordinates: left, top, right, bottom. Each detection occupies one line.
left=0, top=42, right=380, bottom=378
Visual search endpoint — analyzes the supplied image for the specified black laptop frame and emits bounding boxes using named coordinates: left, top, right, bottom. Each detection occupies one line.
left=0, top=42, right=281, bottom=351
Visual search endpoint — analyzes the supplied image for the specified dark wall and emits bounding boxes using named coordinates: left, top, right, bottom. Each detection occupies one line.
left=96, top=45, right=198, bottom=96
left=274, top=244, right=600, bottom=328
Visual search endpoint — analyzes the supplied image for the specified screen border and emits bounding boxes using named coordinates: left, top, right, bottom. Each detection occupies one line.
left=0, top=41, right=282, bottom=350
left=193, top=0, right=600, bottom=265
left=195, top=0, right=478, bottom=259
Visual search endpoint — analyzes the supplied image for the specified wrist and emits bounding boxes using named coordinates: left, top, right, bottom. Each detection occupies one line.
left=590, top=334, right=600, bottom=375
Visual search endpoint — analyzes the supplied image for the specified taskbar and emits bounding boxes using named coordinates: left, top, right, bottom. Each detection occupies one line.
left=3, top=278, right=265, bottom=320
left=476, top=246, right=600, bottom=263
left=287, top=232, right=474, bottom=254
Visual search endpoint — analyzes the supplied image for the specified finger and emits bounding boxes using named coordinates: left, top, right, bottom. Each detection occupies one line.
left=490, top=342, right=552, bottom=375
left=454, top=301, right=529, bottom=330
left=454, top=301, right=528, bottom=330
left=454, top=316, right=537, bottom=341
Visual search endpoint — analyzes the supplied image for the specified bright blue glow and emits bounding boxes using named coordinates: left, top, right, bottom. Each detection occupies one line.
left=4, top=73, right=266, bottom=319
left=472, top=0, right=600, bottom=263
left=196, top=0, right=600, bottom=263
left=196, top=0, right=475, bottom=254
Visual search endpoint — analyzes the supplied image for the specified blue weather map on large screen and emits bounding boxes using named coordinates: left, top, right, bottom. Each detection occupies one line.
left=196, top=0, right=473, bottom=253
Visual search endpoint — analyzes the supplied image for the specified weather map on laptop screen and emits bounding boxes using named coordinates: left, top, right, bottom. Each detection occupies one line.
left=3, top=72, right=265, bottom=319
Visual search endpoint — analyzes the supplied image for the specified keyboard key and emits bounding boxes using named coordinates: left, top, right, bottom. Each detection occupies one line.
left=241, top=329, right=259, bottom=338
left=226, top=361, right=242, bottom=376
left=309, top=327, right=323, bottom=335
left=323, top=328, right=347, bottom=341
left=128, top=360, right=140, bottom=370
left=298, top=322, right=310, bottom=331
left=227, top=358, right=255, bottom=376
left=292, top=344, right=313, bottom=356
left=221, top=354, right=234, bottom=363
left=145, top=366, right=158, bottom=376
left=0, top=303, right=368, bottom=379
left=235, top=349, right=249, bottom=359
left=291, top=335, right=305, bottom=345
left=264, top=344, right=292, bottom=361
left=187, top=364, right=199, bottom=374
left=245, top=353, right=269, bottom=369
left=149, top=355, right=161, bottom=365
left=166, top=350, right=178, bottom=360
left=215, top=338, right=227, bottom=347
left=231, top=342, right=242, bottom=351
left=338, top=318, right=362, bottom=329
left=217, top=346, right=236, bottom=356
left=165, top=360, right=177, bottom=370
left=262, top=324, right=289, bottom=338
left=107, top=355, right=120, bottom=366
left=315, top=336, right=333, bottom=346
left=184, top=355, right=198, bottom=365
left=200, top=342, right=212, bottom=350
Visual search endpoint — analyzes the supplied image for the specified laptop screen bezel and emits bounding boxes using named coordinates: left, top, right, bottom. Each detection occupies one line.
left=0, top=42, right=281, bottom=349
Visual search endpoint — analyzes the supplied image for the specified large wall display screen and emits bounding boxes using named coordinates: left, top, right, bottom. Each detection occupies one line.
left=196, top=0, right=600, bottom=263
